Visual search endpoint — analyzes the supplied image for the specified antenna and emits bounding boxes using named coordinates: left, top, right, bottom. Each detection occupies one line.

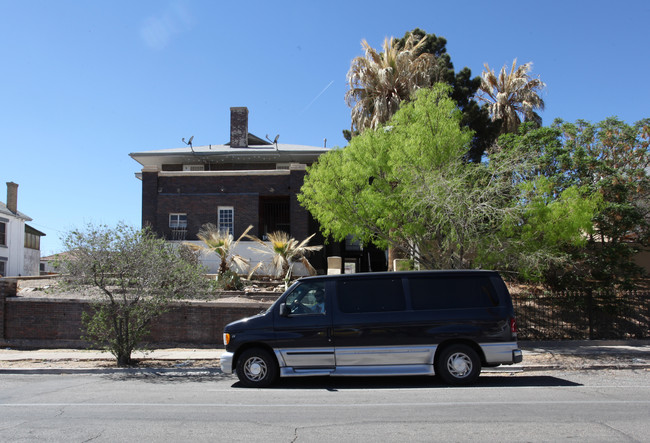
left=266, top=134, right=280, bottom=150
left=182, top=136, right=195, bottom=153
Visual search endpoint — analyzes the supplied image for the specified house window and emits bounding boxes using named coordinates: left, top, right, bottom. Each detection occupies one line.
left=169, top=213, right=188, bottom=240
left=345, top=235, right=362, bottom=252
left=0, top=259, right=5, bottom=276
left=0, top=221, right=6, bottom=246
left=218, top=207, right=234, bottom=236
left=24, top=232, right=40, bottom=250
left=169, top=213, right=187, bottom=229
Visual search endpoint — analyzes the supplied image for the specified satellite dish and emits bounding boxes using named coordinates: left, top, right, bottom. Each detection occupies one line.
left=182, top=136, right=194, bottom=147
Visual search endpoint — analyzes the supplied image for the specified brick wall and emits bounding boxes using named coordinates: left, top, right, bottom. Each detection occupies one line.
left=143, top=170, right=312, bottom=240
left=0, top=294, right=265, bottom=348
left=142, top=170, right=159, bottom=232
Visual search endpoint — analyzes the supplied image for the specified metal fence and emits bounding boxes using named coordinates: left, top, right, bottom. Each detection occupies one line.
left=512, top=289, right=650, bottom=340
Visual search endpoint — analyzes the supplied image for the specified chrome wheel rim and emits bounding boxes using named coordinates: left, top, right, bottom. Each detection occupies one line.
left=447, top=352, right=472, bottom=378
left=244, top=356, right=267, bottom=381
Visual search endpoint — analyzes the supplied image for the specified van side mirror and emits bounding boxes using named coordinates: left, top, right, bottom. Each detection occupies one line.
left=279, top=303, right=289, bottom=317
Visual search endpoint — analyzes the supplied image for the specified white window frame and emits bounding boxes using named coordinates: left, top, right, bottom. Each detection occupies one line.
left=218, top=206, right=234, bottom=236
left=169, top=213, right=187, bottom=229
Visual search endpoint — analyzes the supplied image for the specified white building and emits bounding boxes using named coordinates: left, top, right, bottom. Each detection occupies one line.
left=0, top=182, right=45, bottom=277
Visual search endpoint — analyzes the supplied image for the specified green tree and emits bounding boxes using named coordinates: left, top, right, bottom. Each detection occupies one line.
left=344, top=28, right=499, bottom=162
left=301, top=84, right=598, bottom=278
left=477, top=59, right=546, bottom=135
left=394, top=28, right=499, bottom=162
left=557, top=118, right=650, bottom=285
left=497, top=118, right=649, bottom=286
left=59, top=223, right=211, bottom=366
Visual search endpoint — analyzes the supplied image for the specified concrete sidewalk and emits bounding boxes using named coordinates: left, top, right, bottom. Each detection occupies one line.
left=0, top=340, right=648, bottom=374
left=0, top=348, right=223, bottom=362
left=517, top=340, right=650, bottom=372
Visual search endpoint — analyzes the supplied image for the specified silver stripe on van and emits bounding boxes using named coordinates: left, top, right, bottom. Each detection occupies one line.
left=335, top=345, right=437, bottom=366
left=275, top=345, right=436, bottom=368
left=275, top=348, right=335, bottom=368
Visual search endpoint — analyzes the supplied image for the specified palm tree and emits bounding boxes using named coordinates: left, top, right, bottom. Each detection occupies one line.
left=247, top=232, right=323, bottom=289
left=477, top=59, right=546, bottom=134
left=185, top=224, right=252, bottom=276
left=345, top=34, right=440, bottom=133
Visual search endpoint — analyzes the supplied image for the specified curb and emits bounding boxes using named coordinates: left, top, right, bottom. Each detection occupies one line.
left=2, top=364, right=649, bottom=376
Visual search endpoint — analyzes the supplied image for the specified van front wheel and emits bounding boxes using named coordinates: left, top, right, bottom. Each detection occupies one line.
left=236, top=348, right=279, bottom=388
left=436, top=344, right=481, bottom=385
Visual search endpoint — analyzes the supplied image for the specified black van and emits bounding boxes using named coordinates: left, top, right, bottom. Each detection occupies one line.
left=221, top=271, right=522, bottom=387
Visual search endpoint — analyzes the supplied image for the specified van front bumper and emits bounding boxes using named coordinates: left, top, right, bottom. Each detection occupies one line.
left=220, top=351, right=234, bottom=373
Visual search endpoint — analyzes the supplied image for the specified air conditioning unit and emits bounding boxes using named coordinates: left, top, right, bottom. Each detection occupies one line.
left=183, top=165, right=205, bottom=172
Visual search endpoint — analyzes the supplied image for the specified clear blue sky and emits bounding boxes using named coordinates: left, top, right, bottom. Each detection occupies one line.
left=1, top=0, right=648, bottom=255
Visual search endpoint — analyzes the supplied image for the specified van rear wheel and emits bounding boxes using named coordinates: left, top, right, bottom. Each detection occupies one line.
left=236, top=348, right=279, bottom=388
left=436, top=344, right=481, bottom=385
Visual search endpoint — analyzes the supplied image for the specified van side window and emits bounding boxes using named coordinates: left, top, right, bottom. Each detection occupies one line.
left=284, top=282, right=326, bottom=315
left=337, top=278, right=405, bottom=313
left=410, top=277, right=499, bottom=310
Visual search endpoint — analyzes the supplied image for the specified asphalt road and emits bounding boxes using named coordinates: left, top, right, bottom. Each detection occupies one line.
left=1, top=370, right=649, bottom=442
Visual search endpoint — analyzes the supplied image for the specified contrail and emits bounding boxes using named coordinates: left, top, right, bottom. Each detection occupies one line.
left=301, top=80, right=334, bottom=114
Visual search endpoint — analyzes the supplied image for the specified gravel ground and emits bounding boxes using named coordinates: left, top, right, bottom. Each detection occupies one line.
left=12, top=277, right=275, bottom=304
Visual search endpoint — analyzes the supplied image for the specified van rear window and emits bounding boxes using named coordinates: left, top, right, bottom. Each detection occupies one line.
left=337, top=278, right=405, bottom=313
left=409, top=277, right=499, bottom=310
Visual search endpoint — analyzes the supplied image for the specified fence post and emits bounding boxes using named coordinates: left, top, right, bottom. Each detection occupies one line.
left=586, top=288, right=594, bottom=340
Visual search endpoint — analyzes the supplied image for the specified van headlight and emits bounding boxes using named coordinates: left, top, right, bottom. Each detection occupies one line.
left=223, top=333, right=231, bottom=346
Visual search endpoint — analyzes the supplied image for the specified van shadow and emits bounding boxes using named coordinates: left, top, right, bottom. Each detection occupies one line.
left=231, top=374, right=582, bottom=390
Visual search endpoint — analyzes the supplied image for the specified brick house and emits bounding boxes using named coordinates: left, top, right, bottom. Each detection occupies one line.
left=129, top=107, right=331, bottom=273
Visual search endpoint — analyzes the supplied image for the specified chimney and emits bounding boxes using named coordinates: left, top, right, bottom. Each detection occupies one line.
left=6, top=182, right=18, bottom=214
left=230, top=107, right=248, bottom=148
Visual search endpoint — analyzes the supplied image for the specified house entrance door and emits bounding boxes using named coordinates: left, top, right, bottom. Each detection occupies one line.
left=259, top=196, right=290, bottom=238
